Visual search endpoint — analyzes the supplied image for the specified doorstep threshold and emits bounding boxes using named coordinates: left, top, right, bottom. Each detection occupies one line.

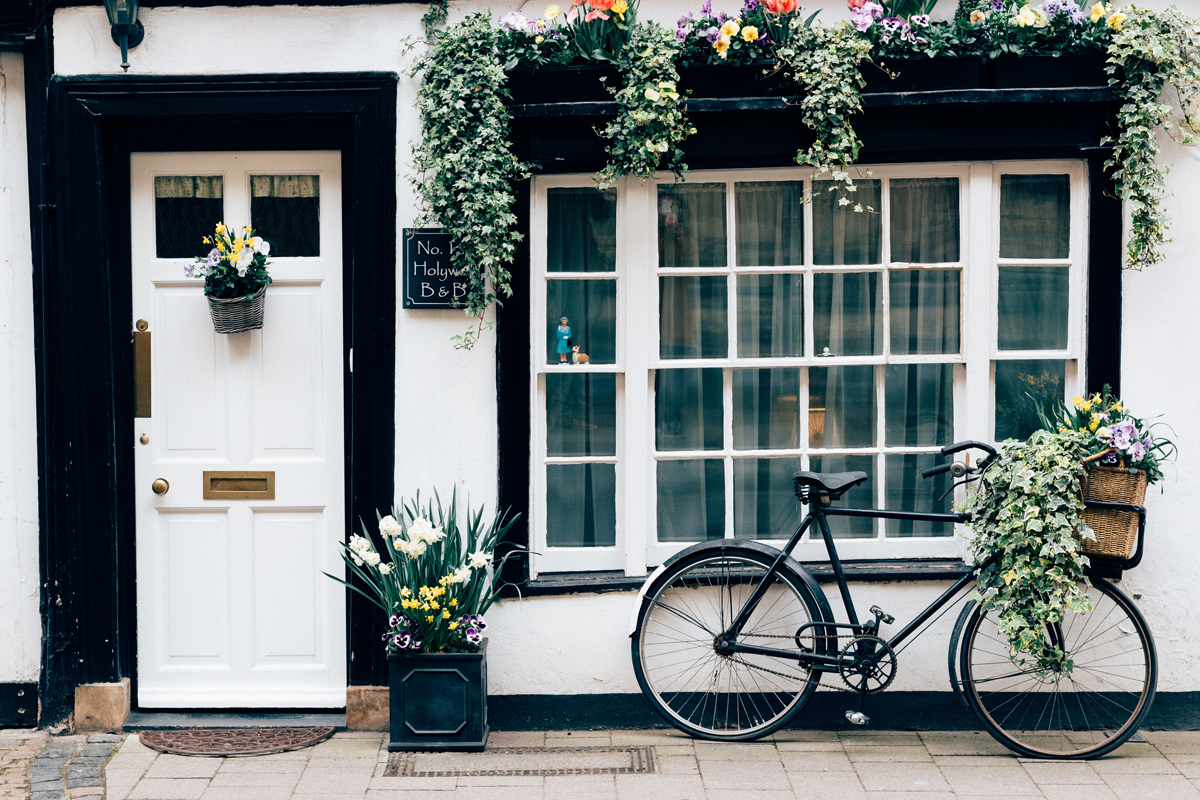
left=124, top=712, right=346, bottom=731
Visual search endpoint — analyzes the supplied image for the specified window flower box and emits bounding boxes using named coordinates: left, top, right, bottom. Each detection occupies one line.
left=989, top=53, right=1110, bottom=89
left=388, top=640, right=489, bottom=752
left=506, top=64, right=616, bottom=105
left=861, top=56, right=987, bottom=93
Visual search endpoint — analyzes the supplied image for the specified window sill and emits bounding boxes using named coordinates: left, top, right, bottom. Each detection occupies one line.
left=521, top=558, right=972, bottom=597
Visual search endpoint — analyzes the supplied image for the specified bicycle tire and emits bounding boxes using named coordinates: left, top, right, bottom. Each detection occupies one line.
left=631, top=546, right=826, bottom=741
left=955, top=576, right=1157, bottom=759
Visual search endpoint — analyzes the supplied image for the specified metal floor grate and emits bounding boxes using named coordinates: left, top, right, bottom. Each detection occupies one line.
left=385, top=745, right=658, bottom=777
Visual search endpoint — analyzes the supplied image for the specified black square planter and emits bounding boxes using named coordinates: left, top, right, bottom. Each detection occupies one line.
left=388, top=640, right=489, bottom=752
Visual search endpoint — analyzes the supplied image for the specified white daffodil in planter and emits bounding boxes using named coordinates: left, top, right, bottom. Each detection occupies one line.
left=326, top=490, right=522, bottom=752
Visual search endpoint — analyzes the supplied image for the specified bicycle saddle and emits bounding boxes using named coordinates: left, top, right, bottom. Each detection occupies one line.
left=792, top=470, right=869, bottom=496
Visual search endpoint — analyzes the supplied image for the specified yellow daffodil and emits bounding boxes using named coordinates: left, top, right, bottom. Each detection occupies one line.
left=545, top=4, right=560, bottom=18
left=714, top=35, right=731, bottom=57
left=1089, top=413, right=1101, bottom=431
left=215, top=222, right=227, bottom=235
left=720, top=19, right=740, bottom=38
left=741, top=25, right=759, bottom=42
left=449, top=622, right=459, bottom=630
left=612, top=0, right=628, bottom=20
left=1090, top=2, right=1107, bottom=22
left=442, top=609, right=451, bottom=619
left=450, top=598, right=458, bottom=607
left=1106, top=11, right=1125, bottom=29
left=426, top=616, right=434, bottom=623
left=1113, top=401, right=1123, bottom=412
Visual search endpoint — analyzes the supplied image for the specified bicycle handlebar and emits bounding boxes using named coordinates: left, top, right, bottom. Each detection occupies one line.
left=941, top=440, right=998, bottom=457
left=921, top=463, right=954, bottom=479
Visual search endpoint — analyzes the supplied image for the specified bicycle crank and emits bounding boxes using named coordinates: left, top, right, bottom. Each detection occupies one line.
left=838, top=635, right=898, bottom=695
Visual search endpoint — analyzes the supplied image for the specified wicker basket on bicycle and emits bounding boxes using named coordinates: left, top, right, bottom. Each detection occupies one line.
left=1080, top=448, right=1146, bottom=560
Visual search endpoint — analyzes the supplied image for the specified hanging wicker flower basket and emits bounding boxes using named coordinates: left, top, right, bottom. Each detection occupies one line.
left=1081, top=449, right=1147, bottom=560
left=207, top=286, right=266, bottom=335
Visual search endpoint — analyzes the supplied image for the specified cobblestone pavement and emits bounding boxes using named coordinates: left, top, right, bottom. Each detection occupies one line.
left=1, top=729, right=48, bottom=799
left=98, top=729, right=1200, bottom=800
left=21, top=732, right=122, bottom=800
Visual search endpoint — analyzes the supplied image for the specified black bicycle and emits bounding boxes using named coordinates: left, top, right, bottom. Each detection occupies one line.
left=630, top=440, right=1157, bottom=759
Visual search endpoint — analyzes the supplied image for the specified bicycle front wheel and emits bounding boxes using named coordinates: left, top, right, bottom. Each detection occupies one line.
left=957, top=577, right=1157, bottom=759
left=632, top=547, right=825, bottom=741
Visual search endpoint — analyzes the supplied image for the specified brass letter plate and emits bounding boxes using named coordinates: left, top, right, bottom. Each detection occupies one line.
left=133, top=328, right=151, bottom=418
left=203, top=471, right=276, bottom=500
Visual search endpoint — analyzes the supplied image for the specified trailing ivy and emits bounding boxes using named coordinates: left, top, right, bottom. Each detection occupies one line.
left=422, top=0, right=447, bottom=37
left=410, top=13, right=529, bottom=348
left=774, top=21, right=872, bottom=199
left=1103, top=6, right=1200, bottom=269
left=961, top=430, right=1094, bottom=672
left=597, top=23, right=695, bottom=188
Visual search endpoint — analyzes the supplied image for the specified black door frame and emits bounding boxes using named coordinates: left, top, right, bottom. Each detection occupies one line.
left=28, top=68, right=398, bottom=723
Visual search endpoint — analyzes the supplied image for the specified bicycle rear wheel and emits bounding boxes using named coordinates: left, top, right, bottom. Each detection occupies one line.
left=631, top=547, right=825, bottom=741
left=957, top=577, right=1157, bottom=759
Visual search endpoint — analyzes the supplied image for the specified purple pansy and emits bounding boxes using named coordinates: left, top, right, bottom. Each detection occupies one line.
left=701, top=0, right=712, bottom=14
left=705, top=25, right=721, bottom=43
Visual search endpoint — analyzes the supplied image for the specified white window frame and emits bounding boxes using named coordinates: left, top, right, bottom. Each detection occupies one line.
left=529, top=161, right=1088, bottom=578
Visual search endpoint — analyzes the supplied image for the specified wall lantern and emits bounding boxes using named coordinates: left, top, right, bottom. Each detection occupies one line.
left=103, top=0, right=145, bottom=71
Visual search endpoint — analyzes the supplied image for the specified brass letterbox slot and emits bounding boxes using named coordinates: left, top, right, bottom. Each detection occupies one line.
left=203, top=471, right=276, bottom=500
left=133, top=322, right=151, bottom=418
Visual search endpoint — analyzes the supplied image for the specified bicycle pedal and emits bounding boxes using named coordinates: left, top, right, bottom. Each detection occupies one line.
left=845, top=710, right=870, bottom=726
left=869, top=605, right=895, bottom=625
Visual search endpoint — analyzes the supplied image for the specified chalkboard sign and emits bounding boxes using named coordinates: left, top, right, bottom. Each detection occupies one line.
left=402, top=228, right=468, bottom=309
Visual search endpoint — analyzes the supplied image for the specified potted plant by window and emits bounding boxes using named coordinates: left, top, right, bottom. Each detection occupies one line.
left=185, top=222, right=272, bottom=334
left=325, top=491, right=520, bottom=752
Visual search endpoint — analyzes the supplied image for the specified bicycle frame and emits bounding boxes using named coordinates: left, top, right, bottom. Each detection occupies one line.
left=718, top=495, right=1146, bottom=671
left=720, top=500, right=983, bottom=671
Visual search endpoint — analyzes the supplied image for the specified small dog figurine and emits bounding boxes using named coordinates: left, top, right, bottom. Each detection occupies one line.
left=571, top=345, right=590, bottom=364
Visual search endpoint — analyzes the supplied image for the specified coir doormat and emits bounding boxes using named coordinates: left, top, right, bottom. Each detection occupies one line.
left=385, top=745, right=657, bottom=777
left=139, top=727, right=336, bottom=757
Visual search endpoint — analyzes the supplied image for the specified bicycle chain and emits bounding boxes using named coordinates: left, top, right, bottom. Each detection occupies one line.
left=732, top=629, right=886, bottom=695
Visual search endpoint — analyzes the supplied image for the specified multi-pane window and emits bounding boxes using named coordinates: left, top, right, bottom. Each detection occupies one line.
left=530, top=163, right=1085, bottom=576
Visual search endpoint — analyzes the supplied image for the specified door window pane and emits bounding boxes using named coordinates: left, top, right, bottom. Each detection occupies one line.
left=884, top=454, right=953, bottom=537
left=1000, top=174, right=1070, bottom=259
left=735, top=181, right=803, bottom=266
left=547, top=280, right=616, bottom=364
left=546, top=374, right=616, bottom=456
left=809, top=455, right=875, bottom=538
left=660, top=276, right=728, bottom=359
left=547, top=464, right=616, bottom=547
left=813, top=180, right=882, bottom=265
left=810, top=366, right=876, bottom=448
left=885, top=364, right=954, bottom=447
left=889, top=269, right=961, bottom=355
left=890, top=178, right=960, bottom=263
left=736, top=274, right=803, bottom=358
left=813, top=272, right=882, bottom=357
left=998, top=266, right=1068, bottom=350
left=734, top=458, right=802, bottom=540
left=994, top=359, right=1065, bottom=441
left=547, top=187, right=616, bottom=272
left=655, top=369, right=723, bottom=451
left=733, top=368, right=802, bottom=450
left=657, top=459, right=725, bottom=541
left=251, top=175, right=319, bottom=257
left=155, top=176, right=223, bottom=259
left=658, top=183, right=727, bottom=268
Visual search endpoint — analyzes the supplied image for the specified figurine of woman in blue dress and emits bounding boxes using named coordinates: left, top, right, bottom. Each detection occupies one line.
left=555, top=316, right=572, bottom=363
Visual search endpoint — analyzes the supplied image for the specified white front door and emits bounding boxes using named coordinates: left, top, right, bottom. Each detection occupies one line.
left=131, top=152, right=346, bottom=709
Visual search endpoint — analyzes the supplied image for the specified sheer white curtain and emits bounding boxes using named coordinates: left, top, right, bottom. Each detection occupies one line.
left=1000, top=174, right=1070, bottom=259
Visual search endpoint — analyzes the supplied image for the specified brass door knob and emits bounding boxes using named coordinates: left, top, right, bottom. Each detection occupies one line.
left=151, top=478, right=169, bottom=495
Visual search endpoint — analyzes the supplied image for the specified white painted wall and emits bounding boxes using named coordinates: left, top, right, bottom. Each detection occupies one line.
left=0, top=52, right=42, bottom=685
left=36, top=0, right=1200, bottom=698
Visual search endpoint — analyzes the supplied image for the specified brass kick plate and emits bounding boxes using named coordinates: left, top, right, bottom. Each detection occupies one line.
left=203, top=470, right=276, bottom=500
